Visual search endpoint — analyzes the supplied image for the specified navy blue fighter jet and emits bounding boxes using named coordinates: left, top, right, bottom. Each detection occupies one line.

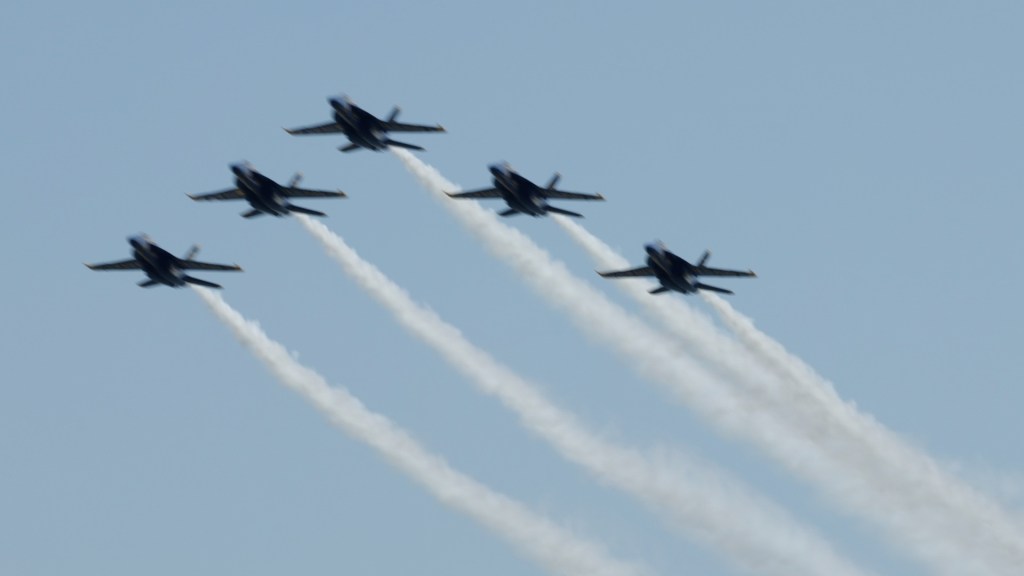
left=445, top=163, right=604, bottom=218
left=285, top=95, right=445, bottom=152
left=188, top=162, right=346, bottom=218
left=598, top=242, right=755, bottom=295
left=86, top=235, right=243, bottom=289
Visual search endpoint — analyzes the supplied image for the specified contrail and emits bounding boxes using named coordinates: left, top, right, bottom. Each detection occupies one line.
left=296, top=214, right=871, bottom=576
left=193, top=287, right=649, bottom=576
left=551, top=214, right=1024, bottom=574
left=393, top=148, right=1024, bottom=575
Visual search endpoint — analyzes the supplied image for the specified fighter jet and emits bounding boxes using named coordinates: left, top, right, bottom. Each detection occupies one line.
left=598, top=242, right=755, bottom=295
left=188, top=162, right=346, bottom=218
left=285, top=95, right=445, bottom=152
left=85, top=235, right=243, bottom=289
left=445, top=163, right=604, bottom=218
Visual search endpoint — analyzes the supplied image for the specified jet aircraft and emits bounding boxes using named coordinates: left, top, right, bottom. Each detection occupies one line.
left=445, top=163, right=604, bottom=218
left=188, top=162, right=346, bottom=218
left=285, top=95, right=445, bottom=152
left=598, top=242, right=755, bottom=295
left=85, top=235, right=243, bottom=289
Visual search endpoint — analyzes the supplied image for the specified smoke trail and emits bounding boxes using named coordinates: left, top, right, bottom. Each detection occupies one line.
left=551, top=213, right=1024, bottom=574
left=392, top=148, right=1024, bottom=575
left=193, top=287, right=648, bottom=576
left=296, top=214, right=871, bottom=576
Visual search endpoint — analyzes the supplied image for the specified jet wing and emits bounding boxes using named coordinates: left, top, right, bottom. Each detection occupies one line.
left=188, top=188, right=245, bottom=201
left=178, top=260, right=243, bottom=272
left=383, top=121, right=445, bottom=133
left=284, top=122, right=345, bottom=135
left=597, top=266, right=655, bottom=278
left=446, top=188, right=503, bottom=199
left=85, top=259, right=142, bottom=270
left=282, top=187, right=347, bottom=199
left=695, top=267, right=757, bottom=278
left=543, top=190, right=605, bottom=201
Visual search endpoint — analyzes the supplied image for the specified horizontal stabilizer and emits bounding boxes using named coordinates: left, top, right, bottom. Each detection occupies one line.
left=695, top=282, right=734, bottom=295
left=649, top=286, right=670, bottom=294
left=338, top=143, right=361, bottom=153
left=137, top=279, right=159, bottom=288
left=384, top=139, right=425, bottom=151
left=242, top=209, right=264, bottom=218
left=184, top=275, right=223, bottom=289
left=498, top=208, right=520, bottom=217
left=544, top=206, right=584, bottom=218
left=286, top=204, right=327, bottom=217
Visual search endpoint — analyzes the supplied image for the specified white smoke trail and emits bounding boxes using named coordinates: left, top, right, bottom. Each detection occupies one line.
left=392, top=148, right=1024, bottom=575
left=551, top=213, right=1024, bottom=574
left=193, top=287, right=649, bottom=576
left=296, top=214, right=871, bottom=576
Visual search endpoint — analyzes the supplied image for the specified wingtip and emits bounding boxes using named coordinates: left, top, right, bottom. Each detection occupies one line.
left=282, top=127, right=295, bottom=135
left=437, top=125, right=447, bottom=132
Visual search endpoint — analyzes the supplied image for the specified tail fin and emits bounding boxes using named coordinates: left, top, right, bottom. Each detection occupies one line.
left=695, top=282, right=733, bottom=295
left=384, top=139, right=425, bottom=151
left=286, top=204, right=327, bottom=217
left=287, top=172, right=303, bottom=187
left=184, top=275, right=223, bottom=289
left=697, top=250, right=711, bottom=267
left=544, top=206, right=584, bottom=218
left=387, top=106, right=400, bottom=123
left=545, top=172, right=561, bottom=190
left=183, top=245, right=200, bottom=260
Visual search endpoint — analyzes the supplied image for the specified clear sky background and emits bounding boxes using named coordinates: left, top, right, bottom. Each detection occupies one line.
left=2, top=2, right=1022, bottom=575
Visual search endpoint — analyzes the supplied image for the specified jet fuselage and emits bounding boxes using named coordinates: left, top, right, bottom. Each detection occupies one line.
left=231, top=163, right=290, bottom=216
left=129, top=235, right=186, bottom=287
left=645, top=243, right=698, bottom=293
left=329, top=97, right=388, bottom=150
left=489, top=163, right=549, bottom=216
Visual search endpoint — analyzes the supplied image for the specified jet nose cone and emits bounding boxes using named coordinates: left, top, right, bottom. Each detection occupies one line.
left=488, top=162, right=509, bottom=177
left=230, top=162, right=248, bottom=177
left=644, top=243, right=661, bottom=257
left=128, top=234, right=147, bottom=249
left=329, top=95, right=350, bottom=110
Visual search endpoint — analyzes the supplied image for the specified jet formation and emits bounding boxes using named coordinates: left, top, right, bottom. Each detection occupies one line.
left=598, top=242, right=756, bottom=295
left=446, top=162, right=604, bottom=218
left=88, top=93, right=756, bottom=295
left=85, top=235, right=242, bottom=289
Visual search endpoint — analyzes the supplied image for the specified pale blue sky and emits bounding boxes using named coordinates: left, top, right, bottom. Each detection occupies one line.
left=2, top=2, right=1022, bottom=575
